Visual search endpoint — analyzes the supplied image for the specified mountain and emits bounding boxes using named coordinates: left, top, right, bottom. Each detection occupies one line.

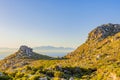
left=0, top=23, right=120, bottom=80
left=65, top=23, right=120, bottom=79
left=0, top=45, right=52, bottom=72
left=0, top=46, right=74, bottom=51
left=34, top=46, right=74, bottom=50
left=0, top=46, right=74, bottom=59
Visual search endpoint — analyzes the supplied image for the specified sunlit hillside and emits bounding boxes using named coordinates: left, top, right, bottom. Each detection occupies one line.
left=0, top=23, right=120, bottom=80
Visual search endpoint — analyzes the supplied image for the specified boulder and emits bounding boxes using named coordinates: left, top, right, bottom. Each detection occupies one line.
left=39, top=77, right=47, bottom=80
left=69, top=77, right=74, bottom=80
left=0, top=72, right=3, bottom=76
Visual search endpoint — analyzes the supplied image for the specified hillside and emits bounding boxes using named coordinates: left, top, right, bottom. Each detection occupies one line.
left=65, top=23, right=120, bottom=79
left=0, top=45, right=52, bottom=72
left=0, top=23, right=120, bottom=80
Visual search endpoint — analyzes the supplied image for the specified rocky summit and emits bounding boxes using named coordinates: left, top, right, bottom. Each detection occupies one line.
left=88, top=23, right=120, bottom=41
left=19, top=45, right=33, bottom=56
left=17, top=45, right=34, bottom=58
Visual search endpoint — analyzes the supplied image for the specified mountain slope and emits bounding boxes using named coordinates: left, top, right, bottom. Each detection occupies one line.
left=0, top=23, right=120, bottom=80
left=65, top=23, right=120, bottom=79
left=0, top=45, right=52, bottom=72
left=66, top=23, right=120, bottom=61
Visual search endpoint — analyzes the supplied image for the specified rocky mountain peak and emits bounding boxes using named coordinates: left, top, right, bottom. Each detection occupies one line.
left=16, top=45, right=34, bottom=57
left=3, top=45, right=51, bottom=61
left=87, top=23, right=120, bottom=41
left=19, top=45, right=33, bottom=54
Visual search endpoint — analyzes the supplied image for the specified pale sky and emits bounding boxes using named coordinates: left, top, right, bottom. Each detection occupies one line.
left=0, top=0, right=120, bottom=48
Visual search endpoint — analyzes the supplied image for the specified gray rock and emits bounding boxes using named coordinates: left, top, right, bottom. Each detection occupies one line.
left=96, top=55, right=101, bottom=60
left=88, top=23, right=120, bottom=41
left=39, top=77, right=47, bottom=80
left=0, top=72, right=3, bottom=76
left=19, top=45, right=33, bottom=56
left=69, top=77, right=74, bottom=80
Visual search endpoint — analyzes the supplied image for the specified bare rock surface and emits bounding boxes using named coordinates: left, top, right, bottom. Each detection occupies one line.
left=88, top=23, right=120, bottom=41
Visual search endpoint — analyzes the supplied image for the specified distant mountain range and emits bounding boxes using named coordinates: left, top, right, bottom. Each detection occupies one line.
left=33, top=46, right=74, bottom=50
left=0, top=46, right=74, bottom=51
left=0, top=46, right=74, bottom=59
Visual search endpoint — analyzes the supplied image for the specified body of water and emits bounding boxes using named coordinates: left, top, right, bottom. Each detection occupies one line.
left=0, top=52, right=69, bottom=60
left=0, top=52, right=13, bottom=60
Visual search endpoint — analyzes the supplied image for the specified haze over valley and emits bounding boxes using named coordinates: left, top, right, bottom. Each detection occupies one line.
left=0, top=46, right=74, bottom=59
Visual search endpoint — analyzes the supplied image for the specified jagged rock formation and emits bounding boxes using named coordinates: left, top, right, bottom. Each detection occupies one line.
left=87, top=23, right=120, bottom=41
left=19, top=45, right=33, bottom=56
left=17, top=45, right=34, bottom=58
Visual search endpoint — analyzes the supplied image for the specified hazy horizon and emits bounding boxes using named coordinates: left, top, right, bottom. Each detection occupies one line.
left=0, top=45, right=74, bottom=59
left=0, top=45, right=75, bottom=49
left=0, top=0, right=120, bottom=48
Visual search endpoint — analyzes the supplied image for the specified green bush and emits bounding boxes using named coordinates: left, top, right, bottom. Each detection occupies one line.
left=15, top=72, right=24, bottom=78
left=0, top=76, right=11, bottom=80
left=29, top=75, right=40, bottom=80
left=46, top=71, right=54, bottom=77
left=53, top=77, right=61, bottom=80
left=54, top=71, right=64, bottom=78
left=25, top=66, right=32, bottom=70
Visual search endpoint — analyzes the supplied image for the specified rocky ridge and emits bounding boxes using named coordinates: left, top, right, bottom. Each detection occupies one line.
left=87, top=23, right=120, bottom=41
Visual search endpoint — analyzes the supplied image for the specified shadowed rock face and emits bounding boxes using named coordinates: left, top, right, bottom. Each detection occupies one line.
left=88, top=23, right=120, bottom=41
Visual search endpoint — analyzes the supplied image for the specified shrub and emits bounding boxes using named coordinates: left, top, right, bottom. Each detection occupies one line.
left=46, top=71, right=54, bottom=77
left=53, top=77, right=61, bottom=80
left=15, top=72, right=24, bottom=78
left=0, top=76, right=11, bottom=80
left=54, top=71, right=64, bottom=78
left=25, top=66, right=32, bottom=70
left=29, top=75, right=40, bottom=80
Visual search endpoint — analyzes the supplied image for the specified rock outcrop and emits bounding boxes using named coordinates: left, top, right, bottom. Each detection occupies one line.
left=19, top=45, right=33, bottom=53
left=88, top=23, right=120, bottom=41
left=19, top=45, right=33, bottom=57
left=12, top=45, right=52, bottom=59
